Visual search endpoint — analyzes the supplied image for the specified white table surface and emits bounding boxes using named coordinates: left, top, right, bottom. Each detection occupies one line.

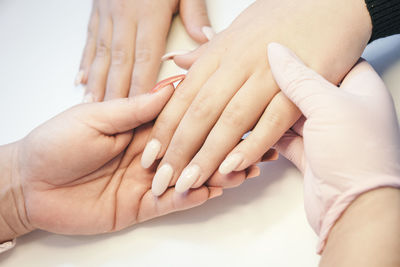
left=0, top=1, right=399, bottom=266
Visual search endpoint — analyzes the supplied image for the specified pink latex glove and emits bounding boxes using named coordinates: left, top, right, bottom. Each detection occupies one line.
left=268, top=43, right=400, bottom=253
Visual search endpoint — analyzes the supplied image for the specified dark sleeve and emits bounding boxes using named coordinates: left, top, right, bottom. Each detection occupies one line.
left=364, top=0, right=400, bottom=42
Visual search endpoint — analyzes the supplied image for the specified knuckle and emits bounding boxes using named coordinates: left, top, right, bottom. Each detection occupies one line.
left=135, top=48, right=153, bottom=64
left=188, top=100, right=211, bottom=119
left=264, top=111, right=284, bottom=129
left=96, top=39, right=110, bottom=58
left=220, top=109, right=246, bottom=129
left=111, top=47, right=130, bottom=65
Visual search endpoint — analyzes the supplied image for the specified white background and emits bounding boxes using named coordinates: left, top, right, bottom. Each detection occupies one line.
left=0, top=0, right=399, bottom=266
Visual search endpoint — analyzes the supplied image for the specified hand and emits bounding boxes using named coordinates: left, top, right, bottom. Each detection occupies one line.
left=140, top=0, right=372, bottom=195
left=268, top=43, right=400, bottom=252
left=76, top=0, right=214, bottom=101
left=2, top=86, right=245, bottom=241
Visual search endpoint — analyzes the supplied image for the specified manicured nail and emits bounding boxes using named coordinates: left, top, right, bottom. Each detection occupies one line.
left=202, top=26, right=215, bottom=41
left=83, top=92, right=94, bottom=103
left=261, top=149, right=279, bottom=162
left=246, top=166, right=261, bottom=179
left=175, top=165, right=201, bottom=193
left=74, top=70, right=84, bottom=87
left=152, top=164, right=174, bottom=196
left=219, top=153, right=244, bottom=174
left=150, top=74, right=186, bottom=93
left=161, top=50, right=190, bottom=61
left=141, top=139, right=162, bottom=169
left=209, top=187, right=223, bottom=199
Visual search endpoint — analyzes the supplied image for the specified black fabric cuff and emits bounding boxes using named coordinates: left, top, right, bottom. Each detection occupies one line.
left=365, top=0, right=400, bottom=42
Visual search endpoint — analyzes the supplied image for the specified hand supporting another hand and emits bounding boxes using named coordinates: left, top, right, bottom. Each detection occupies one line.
left=76, top=0, right=214, bottom=101
left=141, top=0, right=373, bottom=196
left=0, top=81, right=260, bottom=243
left=268, top=43, right=400, bottom=253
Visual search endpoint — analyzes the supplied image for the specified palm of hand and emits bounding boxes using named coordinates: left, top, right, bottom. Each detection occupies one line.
left=17, top=110, right=210, bottom=235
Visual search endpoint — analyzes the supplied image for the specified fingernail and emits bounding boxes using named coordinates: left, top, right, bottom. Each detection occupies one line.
left=161, top=50, right=190, bottom=61
left=141, top=139, right=162, bottom=169
left=202, top=26, right=215, bottom=41
left=74, top=70, right=84, bottom=87
left=175, top=165, right=201, bottom=193
left=209, top=187, right=223, bottom=199
left=246, top=166, right=261, bottom=179
left=261, top=149, right=279, bottom=162
left=152, top=164, right=174, bottom=197
left=219, top=153, right=244, bottom=175
left=150, top=74, right=186, bottom=93
left=83, top=92, right=94, bottom=103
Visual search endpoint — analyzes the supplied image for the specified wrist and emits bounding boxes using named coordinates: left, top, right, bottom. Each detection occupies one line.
left=0, top=142, right=33, bottom=243
left=321, top=188, right=400, bottom=266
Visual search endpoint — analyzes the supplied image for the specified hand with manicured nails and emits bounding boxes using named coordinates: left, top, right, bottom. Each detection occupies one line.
left=141, top=0, right=373, bottom=196
left=76, top=0, right=214, bottom=102
left=267, top=43, right=400, bottom=252
left=0, top=83, right=262, bottom=243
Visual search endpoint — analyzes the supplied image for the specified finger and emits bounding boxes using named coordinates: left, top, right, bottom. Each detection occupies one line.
left=77, top=2, right=99, bottom=86
left=291, top=116, right=306, bottom=137
left=217, top=93, right=300, bottom=175
left=268, top=42, right=334, bottom=118
left=274, top=130, right=305, bottom=172
left=206, top=164, right=261, bottom=189
left=84, top=84, right=174, bottom=134
left=129, top=13, right=173, bottom=96
left=140, top=52, right=220, bottom=169
left=86, top=6, right=113, bottom=102
left=174, top=71, right=277, bottom=191
left=180, top=0, right=214, bottom=43
left=150, top=63, right=249, bottom=196
left=135, top=186, right=222, bottom=224
left=103, top=16, right=136, bottom=100
left=168, top=43, right=209, bottom=70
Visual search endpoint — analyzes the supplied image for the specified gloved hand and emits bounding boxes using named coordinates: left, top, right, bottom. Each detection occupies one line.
left=268, top=43, right=400, bottom=253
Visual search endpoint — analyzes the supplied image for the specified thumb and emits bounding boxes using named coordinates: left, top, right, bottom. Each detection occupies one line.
left=268, top=42, right=334, bottom=118
left=180, top=0, right=215, bottom=43
left=86, top=84, right=174, bottom=135
left=173, top=43, right=209, bottom=70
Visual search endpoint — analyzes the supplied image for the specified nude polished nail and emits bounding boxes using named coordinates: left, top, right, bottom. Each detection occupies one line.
left=161, top=50, right=190, bottom=61
left=74, top=70, right=84, bottom=87
left=150, top=74, right=186, bottom=93
left=201, top=26, right=216, bottom=41
left=175, top=165, right=201, bottom=193
left=141, top=139, right=162, bottom=169
left=152, top=164, right=174, bottom=196
left=219, top=153, right=244, bottom=175
left=82, top=92, right=94, bottom=103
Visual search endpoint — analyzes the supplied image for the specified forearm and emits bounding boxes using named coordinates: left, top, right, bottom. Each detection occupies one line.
left=321, top=187, right=400, bottom=267
left=0, top=142, right=32, bottom=243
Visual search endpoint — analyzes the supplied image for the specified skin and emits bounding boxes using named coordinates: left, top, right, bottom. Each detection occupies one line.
left=145, top=0, right=373, bottom=195
left=0, top=86, right=260, bottom=243
left=79, top=0, right=212, bottom=101
left=267, top=43, right=400, bottom=265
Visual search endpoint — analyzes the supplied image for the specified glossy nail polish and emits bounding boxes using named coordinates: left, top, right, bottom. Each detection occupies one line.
left=219, top=153, right=244, bottom=175
left=152, top=164, right=174, bottom=196
left=141, top=139, right=162, bottom=169
left=150, top=74, right=186, bottom=93
left=83, top=92, right=94, bottom=103
left=201, top=26, right=216, bottom=41
left=246, top=166, right=261, bottom=179
left=175, top=165, right=201, bottom=193
left=74, top=70, right=84, bottom=87
left=161, top=50, right=190, bottom=61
